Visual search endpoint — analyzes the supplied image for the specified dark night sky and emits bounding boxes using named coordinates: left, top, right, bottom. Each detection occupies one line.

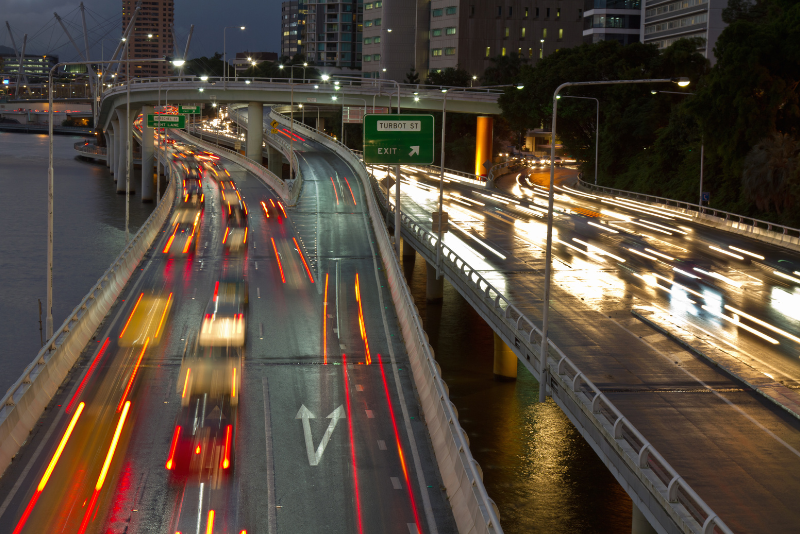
left=0, top=0, right=283, bottom=62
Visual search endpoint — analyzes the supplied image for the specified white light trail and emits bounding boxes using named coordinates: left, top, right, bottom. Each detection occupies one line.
left=700, top=305, right=779, bottom=344
left=773, top=271, right=800, bottom=284
left=588, top=221, right=619, bottom=233
left=673, top=267, right=700, bottom=279
left=573, top=238, right=626, bottom=262
left=694, top=268, right=743, bottom=288
left=627, top=248, right=659, bottom=261
left=724, top=305, right=800, bottom=344
left=644, top=248, right=676, bottom=261
left=709, top=246, right=744, bottom=260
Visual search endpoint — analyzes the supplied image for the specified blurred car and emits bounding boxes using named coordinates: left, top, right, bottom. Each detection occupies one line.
left=163, top=207, right=202, bottom=256
left=181, top=177, right=204, bottom=208
left=118, top=290, right=173, bottom=347
left=166, top=342, right=241, bottom=477
left=221, top=183, right=248, bottom=255
left=198, top=279, right=248, bottom=347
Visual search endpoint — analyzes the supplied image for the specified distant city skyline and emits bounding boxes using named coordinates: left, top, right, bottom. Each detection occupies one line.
left=0, top=0, right=283, bottom=65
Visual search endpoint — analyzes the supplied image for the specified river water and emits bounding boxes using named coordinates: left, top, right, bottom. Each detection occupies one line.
left=0, top=132, right=629, bottom=532
left=0, top=132, right=154, bottom=396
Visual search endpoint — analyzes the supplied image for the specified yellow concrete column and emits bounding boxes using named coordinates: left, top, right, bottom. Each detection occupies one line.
left=493, top=332, right=517, bottom=380
left=475, top=116, right=494, bottom=177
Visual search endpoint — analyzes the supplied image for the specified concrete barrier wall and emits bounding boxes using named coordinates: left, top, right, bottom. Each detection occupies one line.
left=270, top=111, right=503, bottom=534
left=0, top=161, right=178, bottom=478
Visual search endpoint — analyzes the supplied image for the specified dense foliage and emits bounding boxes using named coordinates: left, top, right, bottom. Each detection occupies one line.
left=499, top=0, right=800, bottom=226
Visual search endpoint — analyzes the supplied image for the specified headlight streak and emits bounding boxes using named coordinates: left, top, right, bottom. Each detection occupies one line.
left=119, top=293, right=145, bottom=338
left=452, top=222, right=507, bottom=260
left=572, top=238, right=625, bottom=262
left=601, top=198, right=673, bottom=220
left=118, top=337, right=150, bottom=412
left=693, top=268, right=743, bottom=288
left=641, top=219, right=688, bottom=235
left=644, top=248, right=676, bottom=261
left=632, top=273, right=695, bottom=303
left=449, top=192, right=485, bottom=207
left=709, top=245, right=744, bottom=260
left=600, top=208, right=633, bottom=221
left=627, top=248, right=659, bottom=261
left=700, top=305, right=780, bottom=344
left=588, top=221, right=618, bottom=233
left=11, top=403, right=87, bottom=534
left=612, top=197, right=694, bottom=222
left=557, top=238, right=606, bottom=262
left=650, top=273, right=705, bottom=299
left=723, top=305, right=800, bottom=345
left=624, top=220, right=674, bottom=235
left=559, top=184, right=599, bottom=199
left=772, top=271, right=800, bottom=285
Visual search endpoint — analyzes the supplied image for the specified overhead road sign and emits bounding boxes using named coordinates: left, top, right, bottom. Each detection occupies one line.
left=147, top=114, right=186, bottom=128
left=179, top=105, right=200, bottom=115
left=363, top=114, right=434, bottom=165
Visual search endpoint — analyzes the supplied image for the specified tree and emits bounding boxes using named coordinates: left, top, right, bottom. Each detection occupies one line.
left=183, top=53, right=226, bottom=78
left=404, top=67, right=420, bottom=84
left=425, top=67, right=471, bottom=87
left=742, top=133, right=799, bottom=213
left=481, top=52, right=529, bottom=86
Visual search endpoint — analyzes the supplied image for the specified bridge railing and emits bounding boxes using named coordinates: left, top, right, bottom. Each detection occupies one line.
left=0, top=157, right=180, bottom=479
left=73, top=140, right=107, bottom=156
left=578, top=178, right=800, bottom=241
left=269, top=109, right=504, bottom=534
left=385, top=201, right=732, bottom=534
left=101, top=75, right=505, bottom=101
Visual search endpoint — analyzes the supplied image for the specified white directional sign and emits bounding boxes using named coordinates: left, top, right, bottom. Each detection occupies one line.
left=296, top=404, right=345, bottom=466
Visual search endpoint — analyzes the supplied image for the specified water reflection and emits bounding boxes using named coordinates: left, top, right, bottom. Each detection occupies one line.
left=402, top=252, right=631, bottom=533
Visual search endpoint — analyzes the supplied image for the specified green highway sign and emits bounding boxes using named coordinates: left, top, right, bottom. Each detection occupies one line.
left=179, top=105, right=201, bottom=115
left=147, top=114, right=186, bottom=128
left=363, top=114, right=434, bottom=165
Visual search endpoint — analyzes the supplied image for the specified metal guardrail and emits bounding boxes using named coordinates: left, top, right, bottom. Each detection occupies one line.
left=0, top=157, right=179, bottom=478
left=387, top=201, right=733, bottom=534
left=269, top=110, right=505, bottom=534
left=73, top=141, right=107, bottom=156
left=579, top=178, right=800, bottom=239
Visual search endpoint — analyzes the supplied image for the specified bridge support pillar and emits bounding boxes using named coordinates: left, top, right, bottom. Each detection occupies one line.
left=140, top=105, right=155, bottom=202
left=110, top=119, right=119, bottom=178
left=115, top=108, right=136, bottom=194
left=401, top=238, right=415, bottom=258
left=632, top=502, right=657, bottom=534
left=246, top=102, right=263, bottom=161
left=267, top=145, right=283, bottom=177
left=475, top=116, right=494, bottom=178
left=493, top=332, right=518, bottom=381
left=316, top=117, right=325, bottom=132
left=426, top=262, right=444, bottom=302
left=103, top=131, right=112, bottom=169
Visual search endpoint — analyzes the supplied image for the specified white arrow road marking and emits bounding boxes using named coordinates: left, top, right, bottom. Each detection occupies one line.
left=409, top=146, right=419, bottom=156
left=296, top=404, right=346, bottom=466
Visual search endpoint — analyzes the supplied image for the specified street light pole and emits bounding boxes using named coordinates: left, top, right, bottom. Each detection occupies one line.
left=46, top=57, right=170, bottom=340
left=556, top=95, right=599, bottom=185
left=538, top=77, right=690, bottom=403
left=223, top=26, right=245, bottom=90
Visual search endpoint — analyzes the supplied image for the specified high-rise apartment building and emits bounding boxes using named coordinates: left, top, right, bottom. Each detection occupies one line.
left=281, top=1, right=304, bottom=59
left=300, top=0, right=363, bottom=73
left=582, top=0, right=642, bottom=45
left=361, top=1, right=585, bottom=83
left=121, top=0, right=175, bottom=78
left=642, top=0, right=725, bottom=63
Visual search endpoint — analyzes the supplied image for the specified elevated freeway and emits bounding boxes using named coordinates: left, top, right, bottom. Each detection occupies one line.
left=0, top=117, right=492, bottom=532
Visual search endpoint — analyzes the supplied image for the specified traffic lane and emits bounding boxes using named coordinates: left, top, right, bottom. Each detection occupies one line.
left=91, top=170, right=228, bottom=532
left=0, top=172, right=198, bottom=534
left=608, top=389, right=800, bottom=533
left=401, top=182, right=800, bottom=379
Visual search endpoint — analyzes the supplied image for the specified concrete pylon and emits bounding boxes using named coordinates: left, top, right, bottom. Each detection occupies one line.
left=401, top=237, right=415, bottom=258
left=475, top=116, right=494, bottom=178
left=426, top=262, right=443, bottom=302
left=140, top=105, right=155, bottom=202
left=317, top=117, right=325, bottom=132
left=493, top=332, right=518, bottom=380
left=114, top=108, right=130, bottom=193
left=103, top=131, right=111, bottom=169
left=246, top=102, right=263, bottom=161
left=108, top=124, right=117, bottom=176
left=632, top=503, right=657, bottom=534
left=267, top=144, right=283, bottom=178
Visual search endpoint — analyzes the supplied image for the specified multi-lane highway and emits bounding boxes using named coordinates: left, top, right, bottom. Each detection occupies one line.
left=0, top=133, right=457, bottom=533
left=382, top=162, right=800, bottom=532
